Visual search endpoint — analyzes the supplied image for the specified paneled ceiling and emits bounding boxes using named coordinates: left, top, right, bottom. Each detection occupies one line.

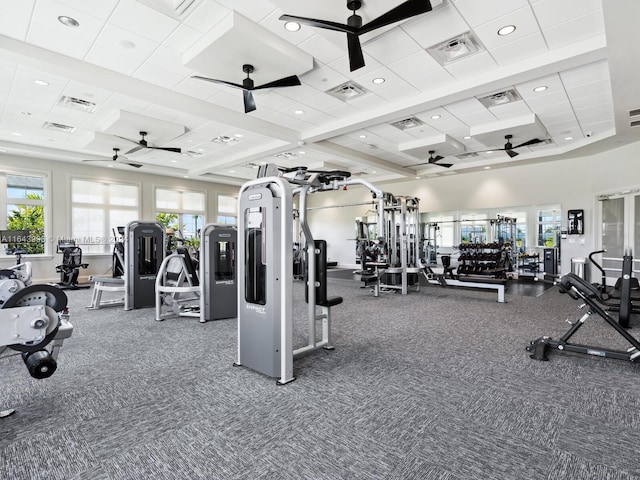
left=0, top=0, right=637, bottom=185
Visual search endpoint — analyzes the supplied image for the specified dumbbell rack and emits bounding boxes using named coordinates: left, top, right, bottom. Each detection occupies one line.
left=457, top=242, right=506, bottom=278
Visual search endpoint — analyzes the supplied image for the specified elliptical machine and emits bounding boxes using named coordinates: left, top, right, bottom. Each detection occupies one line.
left=55, top=239, right=90, bottom=290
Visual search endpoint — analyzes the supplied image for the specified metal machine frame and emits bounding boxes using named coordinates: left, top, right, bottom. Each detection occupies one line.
left=236, top=168, right=385, bottom=384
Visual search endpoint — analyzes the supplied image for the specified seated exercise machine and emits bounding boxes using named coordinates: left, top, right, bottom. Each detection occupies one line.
left=154, top=224, right=237, bottom=322
left=526, top=272, right=640, bottom=363
left=236, top=165, right=385, bottom=384
left=0, top=269, right=73, bottom=417
left=589, top=249, right=639, bottom=328
left=88, top=222, right=165, bottom=310
left=54, top=239, right=90, bottom=290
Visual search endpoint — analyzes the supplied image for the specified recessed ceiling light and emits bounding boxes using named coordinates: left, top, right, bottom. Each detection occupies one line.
left=564, top=136, right=573, bottom=141
left=463, top=135, right=471, bottom=140
left=108, top=164, right=114, bottom=168
left=294, top=109, right=305, bottom=115
left=171, top=160, right=178, bottom=163
left=298, top=150, right=306, bottom=155
left=372, top=77, right=385, bottom=85
left=533, top=85, right=548, bottom=92
left=0, top=149, right=7, bottom=153
left=359, top=134, right=367, bottom=138
left=415, top=176, right=420, bottom=179
left=484, top=166, right=491, bottom=170
left=284, top=21, right=301, bottom=32
left=371, top=171, right=376, bottom=174
left=431, top=114, right=441, bottom=120
left=183, top=175, right=189, bottom=178
left=58, top=15, right=79, bottom=27
left=234, top=133, right=243, bottom=138
left=229, top=170, right=235, bottom=173
left=34, top=79, right=49, bottom=86
left=11, top=132, right=22, bottom=136
left=497, top=25, right=516, bottom=36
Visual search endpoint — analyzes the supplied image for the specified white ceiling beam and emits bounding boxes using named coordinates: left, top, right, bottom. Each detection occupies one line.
left=308, top=140, right=410, bottom=177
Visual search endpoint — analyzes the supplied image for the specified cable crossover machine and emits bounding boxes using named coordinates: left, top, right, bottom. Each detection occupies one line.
left=235, top=164, right=386, bottom=384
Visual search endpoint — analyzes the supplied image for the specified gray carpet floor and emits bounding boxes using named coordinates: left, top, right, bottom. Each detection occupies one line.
left=1, top=276, right=640, bottom=479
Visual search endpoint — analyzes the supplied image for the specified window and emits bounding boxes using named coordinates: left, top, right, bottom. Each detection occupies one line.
left=2, top=173, right=47, bottom=256
left=425, top=214, right=454, bottom=248
left=537, top=208, right=562, bottom=247
left=460, top=213, right=488, bottom=244
left=71, top=179, right=139, bottom=254
left=155, top=188, right=206, bottom=245
left=217, top=194, right=237, bottom=225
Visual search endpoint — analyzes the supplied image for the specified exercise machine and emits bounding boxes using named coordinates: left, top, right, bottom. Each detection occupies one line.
left=88, top=227, right=126, bottom=310
left=154, top=224, right=237, bottom=322
left=54, top=239, right=90, bottom=290
left=88, top=222, right=165, bottom=310
left=527, top=272, right=640, bottom=364
left=0, top=279, right=73, bottom=417
left=589, top=249, right=639, bottom=328
left=200, top=224, right=237, bottom=322
left=236, top=165, right=385, bottom=384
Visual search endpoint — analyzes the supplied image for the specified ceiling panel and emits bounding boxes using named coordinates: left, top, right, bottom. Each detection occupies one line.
left=0, top=0, right=631, bottom=183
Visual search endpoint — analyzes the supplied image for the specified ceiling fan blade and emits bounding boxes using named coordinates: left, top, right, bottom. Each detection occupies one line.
left=432, top=155, right=444, bottom=161
left=254, top=75, right=301, bottom=90
left=514, top=138, right=544, bottom=148
left=436, top=162, right=453, bottom=168
left=505, top=149, right=519, bottom=158
left=243, top=90, right=256, bottom=113
left=360, top=0, right=433, bottom=34
left=347, top=33, right=366, bottom=72
left=279, top=14, right=354, bottom=34
left=403, top=162, right=430, bottom=168
left=81, top=159, right=111, bottom=163
left=146, top=146, right=182, bottom=153
left=125, top=145, right=144, bottom=155
left=124, top=162, right=144, bottom=168
left=191, top=76, right=245, bottom=90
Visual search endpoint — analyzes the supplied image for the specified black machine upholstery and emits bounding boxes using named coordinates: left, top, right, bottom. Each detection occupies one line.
left=175, top=246, right=199, bottom=287
left=305, top=240, right=343, bottom=308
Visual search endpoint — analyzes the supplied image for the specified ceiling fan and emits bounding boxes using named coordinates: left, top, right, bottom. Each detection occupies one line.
left=405, top=150, right=453, bottom=168
left=472, top=134, right=545, bottom=158
left=116, top=131, right=182, bottom=155
left=81, top=148, right=143, bottom=168
left=192, top=64, right=301, bottom=113
left=279, top=0, right=433, bottom=72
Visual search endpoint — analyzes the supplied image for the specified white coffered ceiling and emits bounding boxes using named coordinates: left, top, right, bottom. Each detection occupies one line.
left=0, top=0, right=637, bottom=185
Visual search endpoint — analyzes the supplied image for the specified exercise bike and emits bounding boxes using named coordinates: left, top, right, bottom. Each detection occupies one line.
left=55, top=239, right=90, bottom=290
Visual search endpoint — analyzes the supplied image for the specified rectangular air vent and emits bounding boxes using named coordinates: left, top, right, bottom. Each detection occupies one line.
left=274, top=152, right=298, bottom=160
left=427, top=32, right=484, bottom=65
left=134, top=0, right=202, bottom=19
left=455, top=152, right=479, bottom=159
left=390, top=117, right=424, bottom=131
left=477, top=89, right=522, bottom=108
left=326, top=81, right=368, bottom=101
left=631, top=120, right=640, bottom=127
left=42, top=122, right=76, bottom=133
left=629, top=108, right=640, bottom=117
left=58, top=95, right=96, bottom=113
left=182, top=150, right=203, bottom=157
left=211, top=135, right=239, bottom=145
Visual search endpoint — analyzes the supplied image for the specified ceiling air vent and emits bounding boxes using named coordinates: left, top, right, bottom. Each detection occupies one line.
left=631, top=120, right=640, bottom=127
left=211, top=135, right=239, bottom=145
left=477, top=88, right=522, bottom=108
left=58, top=95, right=96, bottom=113
left=455, top=152, right=479, bottom=160
left=390, top=117, right=424, bottom=131
left=326, top=81, right=368, bottom=101
left=182, top=150, right=203, bottom=157
left=629, top=108, right=640, bottom=117
left=134, top=0, right=203, bottom=19
left=274, top=152, right=298, bottom=160
left=42, top=122, right=76, bottom=133
left=427, top=32, right=483, bottom=65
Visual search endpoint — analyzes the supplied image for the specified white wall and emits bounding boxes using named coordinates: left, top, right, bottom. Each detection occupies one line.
left=306, top=140, right=640, bottom=276
left=0, top=154, right=240, bottom=283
